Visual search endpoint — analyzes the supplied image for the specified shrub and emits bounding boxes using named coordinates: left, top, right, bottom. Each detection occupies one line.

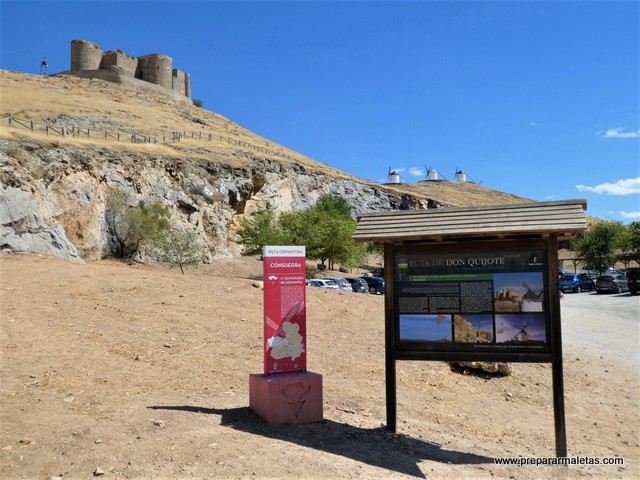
left=105, top=187, right=170, bottom=258
left=306, top=264, right=318, bottom=279
left=152, top=228, right=207, bottom=274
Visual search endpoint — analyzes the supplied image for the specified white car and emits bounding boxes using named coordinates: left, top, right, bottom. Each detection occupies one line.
left=306, top=279, right=337, bottom=289
left=320, top=277, right=352, bottom=291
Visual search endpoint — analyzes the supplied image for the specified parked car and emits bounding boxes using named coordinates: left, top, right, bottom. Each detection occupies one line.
left=306, top=279, right=332, bottom=289
left=370, top=267, right=384, bottom=278
left=595, top=274, right=629, bottom=294
left=306, top=279, right=341, bottom=289
left=345, top=277, right=369, bottom=293
left=626, top=268, right=640, bottom=295
left=581, top=265, right=600, bottom=276
left=319, top=278, right=341, bottom=290
left=581, top=266, right=622, bottom=276
left=361, top=276, right=385, bottom=294
left=559, top=273, right=595, bottom=293
left=320, top=277, right=352, bottom=292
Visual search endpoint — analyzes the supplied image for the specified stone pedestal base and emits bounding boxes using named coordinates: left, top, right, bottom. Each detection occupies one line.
left=249, top=371, right=323, bottom=425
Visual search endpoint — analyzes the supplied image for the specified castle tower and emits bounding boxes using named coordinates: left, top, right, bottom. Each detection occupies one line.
left=184, top=72, right=191, bottom=99
left=138, top=54, right=173, bottom=89
left=70, top=39, right=103, bottom=71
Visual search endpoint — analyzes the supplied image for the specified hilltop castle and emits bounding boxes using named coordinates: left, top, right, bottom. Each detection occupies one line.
left=61, top=39, right=191, bottom=101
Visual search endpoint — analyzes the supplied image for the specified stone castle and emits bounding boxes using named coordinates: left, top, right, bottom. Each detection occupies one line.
left=62, top=39, right=191, bottom=101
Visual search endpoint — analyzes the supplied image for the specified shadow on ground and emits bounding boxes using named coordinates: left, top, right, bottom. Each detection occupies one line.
left=148, top=405, right=492, bottom=478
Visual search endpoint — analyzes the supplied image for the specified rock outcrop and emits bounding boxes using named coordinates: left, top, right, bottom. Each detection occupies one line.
left=0, top=136, right=433, bottom=262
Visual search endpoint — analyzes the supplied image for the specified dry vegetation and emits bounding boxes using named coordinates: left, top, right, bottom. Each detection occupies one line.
left=1, top=69, right=534, bottom=208
left=0, top=70, right=356, bottom=176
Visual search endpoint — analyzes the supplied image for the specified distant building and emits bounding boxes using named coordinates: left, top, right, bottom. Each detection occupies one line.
left=58, top=40, right=191, bottom=101
left=388, top=169, right=400, bottom=184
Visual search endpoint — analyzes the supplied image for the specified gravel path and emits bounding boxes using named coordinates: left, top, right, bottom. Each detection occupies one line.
left=560, top=290, right=640, bottom=368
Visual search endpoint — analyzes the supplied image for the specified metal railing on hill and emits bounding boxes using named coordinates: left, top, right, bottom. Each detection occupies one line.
left=1, top=113, right=301, bottom=163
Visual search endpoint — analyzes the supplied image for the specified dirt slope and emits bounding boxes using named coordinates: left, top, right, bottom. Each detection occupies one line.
left=0, top=70, right=531, bottom=208
left=1, top=254, right=637, bottom=479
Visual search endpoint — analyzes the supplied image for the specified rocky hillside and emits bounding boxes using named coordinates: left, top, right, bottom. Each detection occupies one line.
left=0, top=70, right=530, bottom=263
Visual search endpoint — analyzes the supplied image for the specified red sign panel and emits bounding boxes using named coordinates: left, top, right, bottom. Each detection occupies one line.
left=263, top=246, right=307, bottom=375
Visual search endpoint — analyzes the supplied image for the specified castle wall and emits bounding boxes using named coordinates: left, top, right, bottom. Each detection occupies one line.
left=138, top=54, right=172, bottom=89
left=172, top=69, right=186, bottom=96
left=71, top=40, right=103, bottom=71
left=55, top=69, right=192, bottom=102
left=101, top=50, right=138, bottom=77
left=68, top=40, right=191, bottom=100
left=184, top=72, right=191, bottom=98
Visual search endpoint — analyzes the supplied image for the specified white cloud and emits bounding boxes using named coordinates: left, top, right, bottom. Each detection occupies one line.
left=619, top=211, right=640, bottom=220
left=409, top=167, right=424, bottom=177
left=575, top=177, right=640, bottom=196
left=600, top=128, right=640, bottom=139
left=544, top=195, right=555, bottom=200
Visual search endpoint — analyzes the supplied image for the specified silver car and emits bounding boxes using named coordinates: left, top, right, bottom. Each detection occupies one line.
left=306, top=279, right=333, bottom=289
left=320, top=277, right=353, bottom=292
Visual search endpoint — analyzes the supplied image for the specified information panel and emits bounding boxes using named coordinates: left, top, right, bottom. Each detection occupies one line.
left=395, top=245, right=550, bottom=355
left=263, top=246, right=307, bottom=375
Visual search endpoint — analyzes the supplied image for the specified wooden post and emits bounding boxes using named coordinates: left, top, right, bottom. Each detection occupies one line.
left=384, top=243, right=397, bottom=433
left=548, top=235, right=568, bottom=457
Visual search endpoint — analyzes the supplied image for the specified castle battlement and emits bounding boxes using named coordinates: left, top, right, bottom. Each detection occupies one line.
left=64, top=40, right=191, bottom=101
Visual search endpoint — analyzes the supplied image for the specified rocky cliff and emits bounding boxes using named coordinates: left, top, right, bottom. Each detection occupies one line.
left=0, top=135, right=427, bottom=263
left=0, top=70, right=530, bottom=264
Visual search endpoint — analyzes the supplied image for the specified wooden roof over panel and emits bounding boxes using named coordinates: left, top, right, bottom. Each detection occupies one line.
left=353, top=199, right=588, bottom=244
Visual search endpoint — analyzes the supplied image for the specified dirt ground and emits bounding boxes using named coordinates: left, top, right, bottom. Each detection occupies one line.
left=1, top=253, right=638, bottom=479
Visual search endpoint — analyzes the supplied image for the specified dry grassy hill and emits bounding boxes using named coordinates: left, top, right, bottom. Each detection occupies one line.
left=0, top=70, right=530, bottom=208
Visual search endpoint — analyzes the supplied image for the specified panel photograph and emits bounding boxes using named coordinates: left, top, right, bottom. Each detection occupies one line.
left=399, top=314, right=452, bottom=342
left=493, top=272, right=544, bottom=313
left=452, top=314, right=494, bottom=343
left=495, top=313, right=546, bottom=346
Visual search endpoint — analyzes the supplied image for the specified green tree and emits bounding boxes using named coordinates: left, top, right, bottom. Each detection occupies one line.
left=312, top=194, right=359, bottom=270
left=235, top=194, right=363, bottom=271
left=192, top=99, right=203, bottom=108
left=235, top=204, right=285, bottom=256
left=619, top=222, right=640, bottom=253
left=106, top=187, right=171, bottom=258
left=315, top=194, right=352, bottom=218
left=617, top=222, right=640, bottom=268
left=278, top=209, right=324, bottom=259
left=152, top=228, right=207, bottom=274
left=315, top=214, right=357, bottom=270
left=571, top=221, right=626, bottom=274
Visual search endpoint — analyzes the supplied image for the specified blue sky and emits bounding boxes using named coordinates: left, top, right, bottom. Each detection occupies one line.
left=1, top=0, right=638, bottom=222
left=400, top=314, right=452, bottom=341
